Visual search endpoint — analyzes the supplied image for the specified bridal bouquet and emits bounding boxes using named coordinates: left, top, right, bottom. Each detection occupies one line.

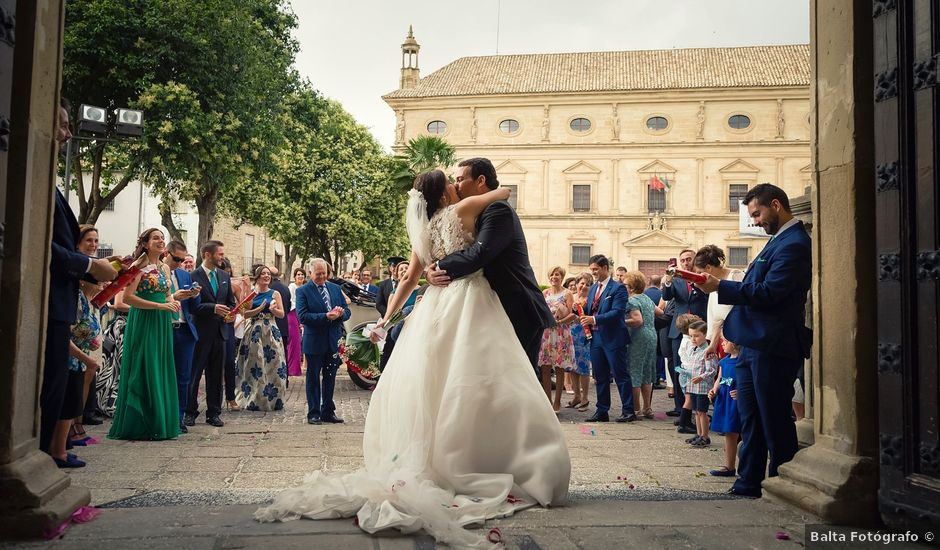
left=337, top=308, right=410, bottom=381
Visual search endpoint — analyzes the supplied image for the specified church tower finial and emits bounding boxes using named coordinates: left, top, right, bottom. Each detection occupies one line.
left=400, top=26, right=421, bottom=89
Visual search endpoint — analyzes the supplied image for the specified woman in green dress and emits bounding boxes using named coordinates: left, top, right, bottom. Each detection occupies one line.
left=624, top=271, right=662, bottom=419
left=108, top=228, right=181, bottom=440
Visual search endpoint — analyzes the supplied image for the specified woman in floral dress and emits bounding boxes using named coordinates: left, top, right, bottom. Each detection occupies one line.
left=234, top=265, right=288, bottom=411
left=567, top=272, right=594, bottom=412
left=537, top=266, right=576, bottom=412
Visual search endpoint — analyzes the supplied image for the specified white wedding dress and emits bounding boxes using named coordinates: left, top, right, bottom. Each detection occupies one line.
left=256, top=205, right=571, bottom=548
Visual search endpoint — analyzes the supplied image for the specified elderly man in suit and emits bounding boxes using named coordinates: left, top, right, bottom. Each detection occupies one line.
left=580, top=254, right=636, bottom=423
left=662, top=248, right=708, bottom=432
left=697, top=183, right=812, bottom=498
left=41, top=99, right=118, bottom=462
left=164, top=240, right=201, bottom=433
left=185, top=240, right=236, bottom=428
left=296, top=258, right=351, bottom=425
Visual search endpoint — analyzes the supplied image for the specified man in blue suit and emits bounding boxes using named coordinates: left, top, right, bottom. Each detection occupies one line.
left=40, top=100, right=118, bottom=459
left=662, top=248, right=708, bottom=431
left=296, top=259, right=351, bottom=425
left=698, top=183, right=812, bottom=498
left=581, top=255, right=636, bottom=423
left=164, top=241, right=201, bottom=433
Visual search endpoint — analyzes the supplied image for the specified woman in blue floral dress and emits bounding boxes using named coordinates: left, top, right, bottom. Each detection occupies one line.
left=235, top=265, right=288, bottom=411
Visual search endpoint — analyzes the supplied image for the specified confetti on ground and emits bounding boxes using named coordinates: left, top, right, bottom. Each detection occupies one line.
left=776, top=531, right=791, bottom=541
left=579, top=425, right=597, bottom=436
left=392, top=454, right=398, bottom=462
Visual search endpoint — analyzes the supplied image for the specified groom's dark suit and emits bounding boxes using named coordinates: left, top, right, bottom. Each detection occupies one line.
left=188, top=265, right=236, bottom=421
left=437, top=200, right=554, bottom=371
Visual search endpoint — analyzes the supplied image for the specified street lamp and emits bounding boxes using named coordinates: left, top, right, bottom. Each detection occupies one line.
left=64, top=104, right=145, bottom=201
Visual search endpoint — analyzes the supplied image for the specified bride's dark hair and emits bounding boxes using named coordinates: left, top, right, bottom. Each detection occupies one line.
left=413, top=169, right=448, bottom=220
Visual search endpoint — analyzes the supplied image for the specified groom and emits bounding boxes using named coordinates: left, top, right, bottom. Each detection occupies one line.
left=428, top=158, right=555, bottom=373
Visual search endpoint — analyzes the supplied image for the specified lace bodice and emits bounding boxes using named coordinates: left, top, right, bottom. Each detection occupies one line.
left=427, top=205, right=474, bottom=261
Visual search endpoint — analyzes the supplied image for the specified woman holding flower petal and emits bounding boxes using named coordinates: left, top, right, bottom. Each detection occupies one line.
left=234, top=265, right=288, bottom=411
left=108, top=228, right=181, bottom=441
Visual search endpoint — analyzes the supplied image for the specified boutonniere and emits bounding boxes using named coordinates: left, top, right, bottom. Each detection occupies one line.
left=756, top=257, right=767, bottom=263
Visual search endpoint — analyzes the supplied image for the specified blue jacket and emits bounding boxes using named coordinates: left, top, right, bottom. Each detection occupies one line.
left=296, top=281, right=351, bottom=356
left=173, top=267, right=201, bottom=341
left=586, top=278, right=631, bottom=350
left=662, top=273, right=709, bottom=339
left=49, top=189, right=93, bottom=324
left=719, top=221, right=812, bottom=360
left=190, top=266, right=236, bottom=341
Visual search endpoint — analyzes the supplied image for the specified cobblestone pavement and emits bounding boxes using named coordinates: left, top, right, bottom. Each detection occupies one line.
left=14, top=368, right=826, bottom=549
left=67, top=369, right=742, bottom=506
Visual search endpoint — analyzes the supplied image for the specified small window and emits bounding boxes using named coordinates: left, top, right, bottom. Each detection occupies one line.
left=728, top=115, right=751, bottom=129
left=572, top=184, right=591, bottom=212
left=103, top=199, right=115, bottom=211
left=503, top=184, right=518, bottom=209
left=648, top=188, right=665, bottom=212
left=729, top=184, right=748, bottom=213
left=571, top=245, right=592, bottom=265
left=729, top=247, right=750, bottom=267
left=499, top=119, right=520, bottom=134
left=569, top=118, right=591, bottom=132
left=96, top=246, right=113, bottom=259
left=427, top=120, right=447, bottom=134
left=646, top=116, right=668, bottom=131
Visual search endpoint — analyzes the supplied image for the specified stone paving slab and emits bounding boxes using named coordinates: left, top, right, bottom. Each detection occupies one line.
left=7, top=500, right=816, bottom=550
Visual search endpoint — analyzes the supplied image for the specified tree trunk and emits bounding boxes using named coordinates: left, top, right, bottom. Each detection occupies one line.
left=195, top=184, right=219, bottom=249
left=159, top=197, right=185, bottom=243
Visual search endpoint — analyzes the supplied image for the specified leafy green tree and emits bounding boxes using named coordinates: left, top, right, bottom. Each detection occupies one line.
left=233, top=87, right=409, bottom=271
left=63, top=0, right=298, bottom=239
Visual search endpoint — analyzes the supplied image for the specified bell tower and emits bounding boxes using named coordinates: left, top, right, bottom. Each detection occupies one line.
left=400, top=25, right=420, bottom=89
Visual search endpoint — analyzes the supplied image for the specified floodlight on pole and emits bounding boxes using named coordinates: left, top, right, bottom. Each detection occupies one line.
left=78, top=104, right=108, bottom=134
left=114, top=108, right=144, bottom=137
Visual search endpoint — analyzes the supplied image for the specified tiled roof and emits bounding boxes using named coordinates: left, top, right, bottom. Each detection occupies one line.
left=384, top=44, right=809, bottom=99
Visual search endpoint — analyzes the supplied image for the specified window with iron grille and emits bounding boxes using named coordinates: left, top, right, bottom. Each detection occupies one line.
left=648, top=188, right=666, bottom=212
left=503, top=185, right=518, bottom=209
left=728, top=247, right=750, bottom=267
left=103, top=200, right=115, bottom=211
left=96, top=246, right=114, bottom=258
left=427, top=120, right=447, bottom=134
left=572, top=184, right=591, bottom=212
left=569, top=118, right=591, bottom=132
left=571, top=245, right=592, bottom=265
left=729, top=184, right=748, bottom=213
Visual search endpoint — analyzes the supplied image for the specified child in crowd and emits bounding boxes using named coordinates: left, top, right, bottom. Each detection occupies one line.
left=672, top=313, right=703, bottom=435
left=683, top=320, right=717, bottom=447
left=708, top=336, right=741, bottom=474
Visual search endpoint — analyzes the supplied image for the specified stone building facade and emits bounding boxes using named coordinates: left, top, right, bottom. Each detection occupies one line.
left=384, top=36, right=811, bottom=281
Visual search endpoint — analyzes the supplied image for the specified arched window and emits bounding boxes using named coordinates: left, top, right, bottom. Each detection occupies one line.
left=569, top=118, right=591, bottom=132
left=427, top=120, right=447, bottom=134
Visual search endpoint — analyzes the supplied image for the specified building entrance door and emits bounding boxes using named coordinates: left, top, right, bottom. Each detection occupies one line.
left=638, top=260, right=670, bottom=283
left=872, top=0, right=940, bottom=524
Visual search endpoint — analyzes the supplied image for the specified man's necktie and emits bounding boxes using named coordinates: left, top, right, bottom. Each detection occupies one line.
left=687, top=281, right=693, bottom=295
left=592, top=283, right=603, bottom=312
left=318, top=285, right=331, bottom=309
left=209, top=270, right=219, bottom=294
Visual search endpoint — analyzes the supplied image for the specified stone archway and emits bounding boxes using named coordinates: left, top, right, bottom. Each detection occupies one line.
left=0, top=0, right=90, bottom=538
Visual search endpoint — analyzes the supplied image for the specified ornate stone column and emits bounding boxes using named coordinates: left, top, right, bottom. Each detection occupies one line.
left=762, top=0, right=879, bottom=524
left=0, top=0, right=91, bottom=538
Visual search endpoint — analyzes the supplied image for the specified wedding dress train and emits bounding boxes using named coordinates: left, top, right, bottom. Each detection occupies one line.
left=256, top=205, right=571, bottom=548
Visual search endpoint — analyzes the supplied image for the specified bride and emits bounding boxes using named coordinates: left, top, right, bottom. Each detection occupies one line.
left=256, top=170, right=571, bottom=547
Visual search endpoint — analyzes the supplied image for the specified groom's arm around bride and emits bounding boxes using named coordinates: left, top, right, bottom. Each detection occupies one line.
left=430, top=158, right=554, bottom=372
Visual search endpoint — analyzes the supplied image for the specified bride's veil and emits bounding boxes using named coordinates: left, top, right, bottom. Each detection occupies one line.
left=405, top=188, right=432, bottom=268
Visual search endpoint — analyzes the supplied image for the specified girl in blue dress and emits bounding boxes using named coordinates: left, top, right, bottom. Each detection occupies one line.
left=708, top=336, right=741, bottom=476
left=234, top=265, right=288, bottom=411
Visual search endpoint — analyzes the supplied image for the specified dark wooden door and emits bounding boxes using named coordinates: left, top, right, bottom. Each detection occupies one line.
left=0, top=0, right=13, bottom=275
left=873, top=0, right=940, bottom=525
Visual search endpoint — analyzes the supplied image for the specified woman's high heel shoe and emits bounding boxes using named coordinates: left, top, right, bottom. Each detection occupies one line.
left=226, top=400, right=241, bottom=411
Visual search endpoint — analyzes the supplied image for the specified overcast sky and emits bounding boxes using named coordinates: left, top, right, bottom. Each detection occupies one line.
left=289, top=0, right=809, bottom=150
